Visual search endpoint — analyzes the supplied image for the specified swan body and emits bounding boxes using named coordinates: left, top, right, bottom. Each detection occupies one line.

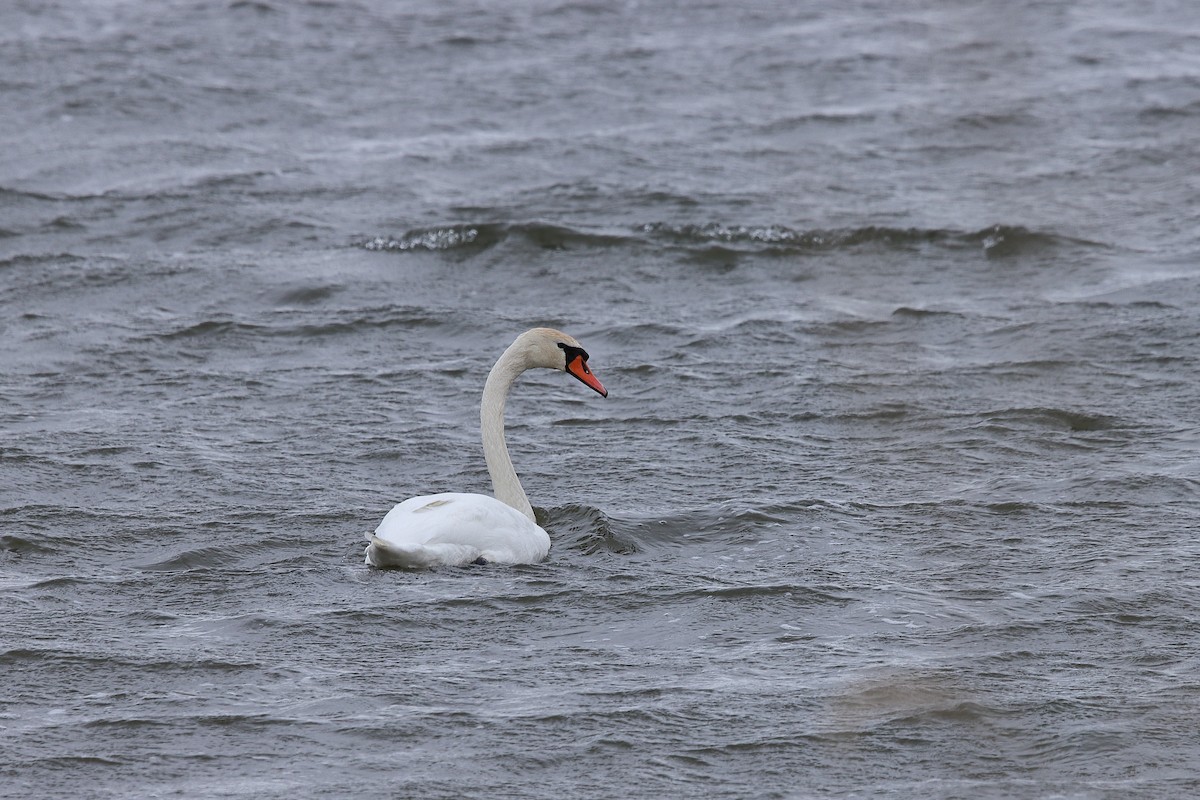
left=367, top=493, right=549, bottom=568
left=365, top=327, right=607, bottom=569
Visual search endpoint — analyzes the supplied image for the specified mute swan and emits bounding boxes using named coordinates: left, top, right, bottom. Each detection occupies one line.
left=365, top=327, right=608, bottom=569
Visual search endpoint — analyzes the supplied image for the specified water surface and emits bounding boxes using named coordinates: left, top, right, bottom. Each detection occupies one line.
left=3, top=1, right=1199, bottom=798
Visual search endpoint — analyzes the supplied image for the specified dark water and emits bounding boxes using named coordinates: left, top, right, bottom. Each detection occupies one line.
left=3, top=1, right=1200, bottom=797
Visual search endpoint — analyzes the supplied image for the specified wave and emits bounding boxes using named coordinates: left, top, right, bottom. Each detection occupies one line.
left=645, top=222, right=1102, bottom=257
left=540, top=503, right=637, bottom=555
left=361, top=226, right=490, bottom=252
left=358, top=221, right=1102, bottom=257
left=978, top=406, right=1120, bottom=433
left=152, top=307, right=448, bottom=340
left=158, top=319, right=266, bottom=339
left=0, top=252, right=86, bottom=269
left=359, top=221, right=634, bottom=253
left=0, top=185, right=70, bottom=203
left=0, top=533, right=55, bottom=556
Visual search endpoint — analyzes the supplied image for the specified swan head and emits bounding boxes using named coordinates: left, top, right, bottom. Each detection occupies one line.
left=513, top=327, right=608, bottom=397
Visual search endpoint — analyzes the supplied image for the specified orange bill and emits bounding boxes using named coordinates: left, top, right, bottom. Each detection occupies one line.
left=567, top=354, right=608, bottom=397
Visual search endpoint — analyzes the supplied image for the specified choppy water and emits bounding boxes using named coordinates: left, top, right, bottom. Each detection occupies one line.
left=3, top=1, right=1200, bottom=798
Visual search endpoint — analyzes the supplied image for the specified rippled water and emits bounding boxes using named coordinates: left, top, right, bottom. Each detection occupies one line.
left=3, top=1, right=1200, bottom=798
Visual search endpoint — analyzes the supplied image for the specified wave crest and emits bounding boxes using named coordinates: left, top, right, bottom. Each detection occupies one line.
left=359, top=221, right=1099, bottom=257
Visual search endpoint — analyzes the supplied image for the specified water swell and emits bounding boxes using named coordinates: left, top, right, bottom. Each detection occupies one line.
left=361, top=225, right=490, bottom=252
left=151, top=307, right=448, bottom=341
left=978, top=407, right=1121, bottom=434
left=359, top=221, right=1100, bottom=258
left=359, top=221, right=634, bottom=253
left=645, top=222, right=1102, bottom=257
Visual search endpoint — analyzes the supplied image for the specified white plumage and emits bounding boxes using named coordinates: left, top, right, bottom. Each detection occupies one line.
left=365, top=327, right=608, bottom=569
left=368, top=492, right=551, bottom=568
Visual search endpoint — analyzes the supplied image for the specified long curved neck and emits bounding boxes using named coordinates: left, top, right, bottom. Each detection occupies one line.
left=480, top=343, right=536, bottom=521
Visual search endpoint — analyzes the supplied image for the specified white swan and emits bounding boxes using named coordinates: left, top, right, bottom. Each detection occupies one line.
left=365, top=327, right=608, bottom=569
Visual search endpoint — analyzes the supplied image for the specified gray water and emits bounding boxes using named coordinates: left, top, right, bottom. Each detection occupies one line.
left=3, top=1, right=1199, bottom=798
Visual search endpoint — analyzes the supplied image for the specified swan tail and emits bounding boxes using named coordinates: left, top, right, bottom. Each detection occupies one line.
left=365, top=534, right=425, bottom=569
left=364, top=534, right=479, bottom=569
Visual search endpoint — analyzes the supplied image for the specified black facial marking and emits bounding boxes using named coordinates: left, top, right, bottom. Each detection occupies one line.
left=557, top=342, right=591, bottom=371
